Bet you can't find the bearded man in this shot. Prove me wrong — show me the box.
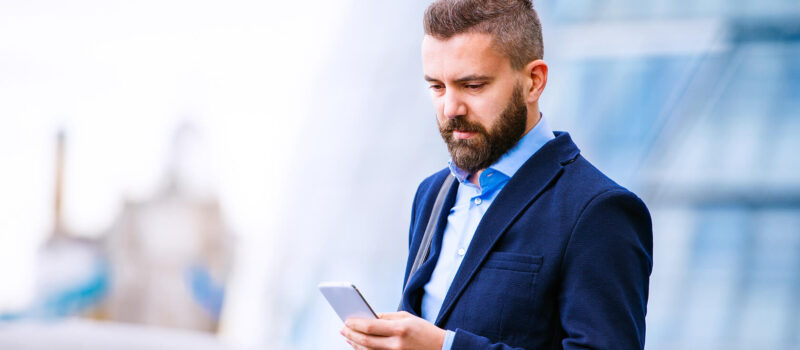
[341,0,653,349]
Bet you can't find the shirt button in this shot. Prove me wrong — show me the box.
[474,198,482,205]
[457,248,466,256]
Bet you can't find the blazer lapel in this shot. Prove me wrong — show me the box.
[434,132,580,325]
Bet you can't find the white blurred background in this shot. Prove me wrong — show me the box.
[1,0,800,349]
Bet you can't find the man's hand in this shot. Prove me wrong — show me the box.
[340,311,446,350]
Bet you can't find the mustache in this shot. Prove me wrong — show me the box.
[440,117,487,134]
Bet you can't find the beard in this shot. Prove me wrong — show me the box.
[438,84,528,174]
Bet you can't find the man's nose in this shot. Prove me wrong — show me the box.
[442,90,467,119]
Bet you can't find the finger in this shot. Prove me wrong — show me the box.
[340,326,360,344]
[377,311,412,320]
[346,339,364,350]
[345,318,397,336]
[341,325,372,346]
[348,340,368,350]
[341,326,392,350]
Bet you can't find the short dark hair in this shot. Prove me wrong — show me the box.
[423,0,544,70]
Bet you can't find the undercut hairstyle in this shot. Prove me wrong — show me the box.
[423,0,544,70]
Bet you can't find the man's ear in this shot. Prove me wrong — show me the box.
[524,60,548,104]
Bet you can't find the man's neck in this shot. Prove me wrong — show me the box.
[467,170,484,188]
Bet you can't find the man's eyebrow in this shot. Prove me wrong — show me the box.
[454,75,492,83]
[424,75,493,83]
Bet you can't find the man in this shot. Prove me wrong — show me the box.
[341,0,653,349]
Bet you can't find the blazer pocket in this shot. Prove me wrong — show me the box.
[482,252,543,273]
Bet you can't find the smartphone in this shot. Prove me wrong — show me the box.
[318,281,378,322]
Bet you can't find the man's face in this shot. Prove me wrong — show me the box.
[422,33,530,173]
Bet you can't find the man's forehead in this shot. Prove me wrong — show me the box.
[421,33,509,81]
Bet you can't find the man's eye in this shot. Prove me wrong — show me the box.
[429,85,444,90]
[466,84,485,90]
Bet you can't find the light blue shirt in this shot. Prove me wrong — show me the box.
[421,116,555,349]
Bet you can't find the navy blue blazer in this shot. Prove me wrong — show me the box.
[401,132,653,349]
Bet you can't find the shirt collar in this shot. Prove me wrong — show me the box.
[448,114,555,183]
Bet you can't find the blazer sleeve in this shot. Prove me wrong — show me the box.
[449,329,526,350]
[559,189,653,349]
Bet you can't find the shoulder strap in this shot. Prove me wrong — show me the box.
[398,174,455,311]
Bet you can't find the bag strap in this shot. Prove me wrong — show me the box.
[398,174,455,311]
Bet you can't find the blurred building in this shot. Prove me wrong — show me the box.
[3,123,232,335]
[27,130,108,320]
[102,123,231,332]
